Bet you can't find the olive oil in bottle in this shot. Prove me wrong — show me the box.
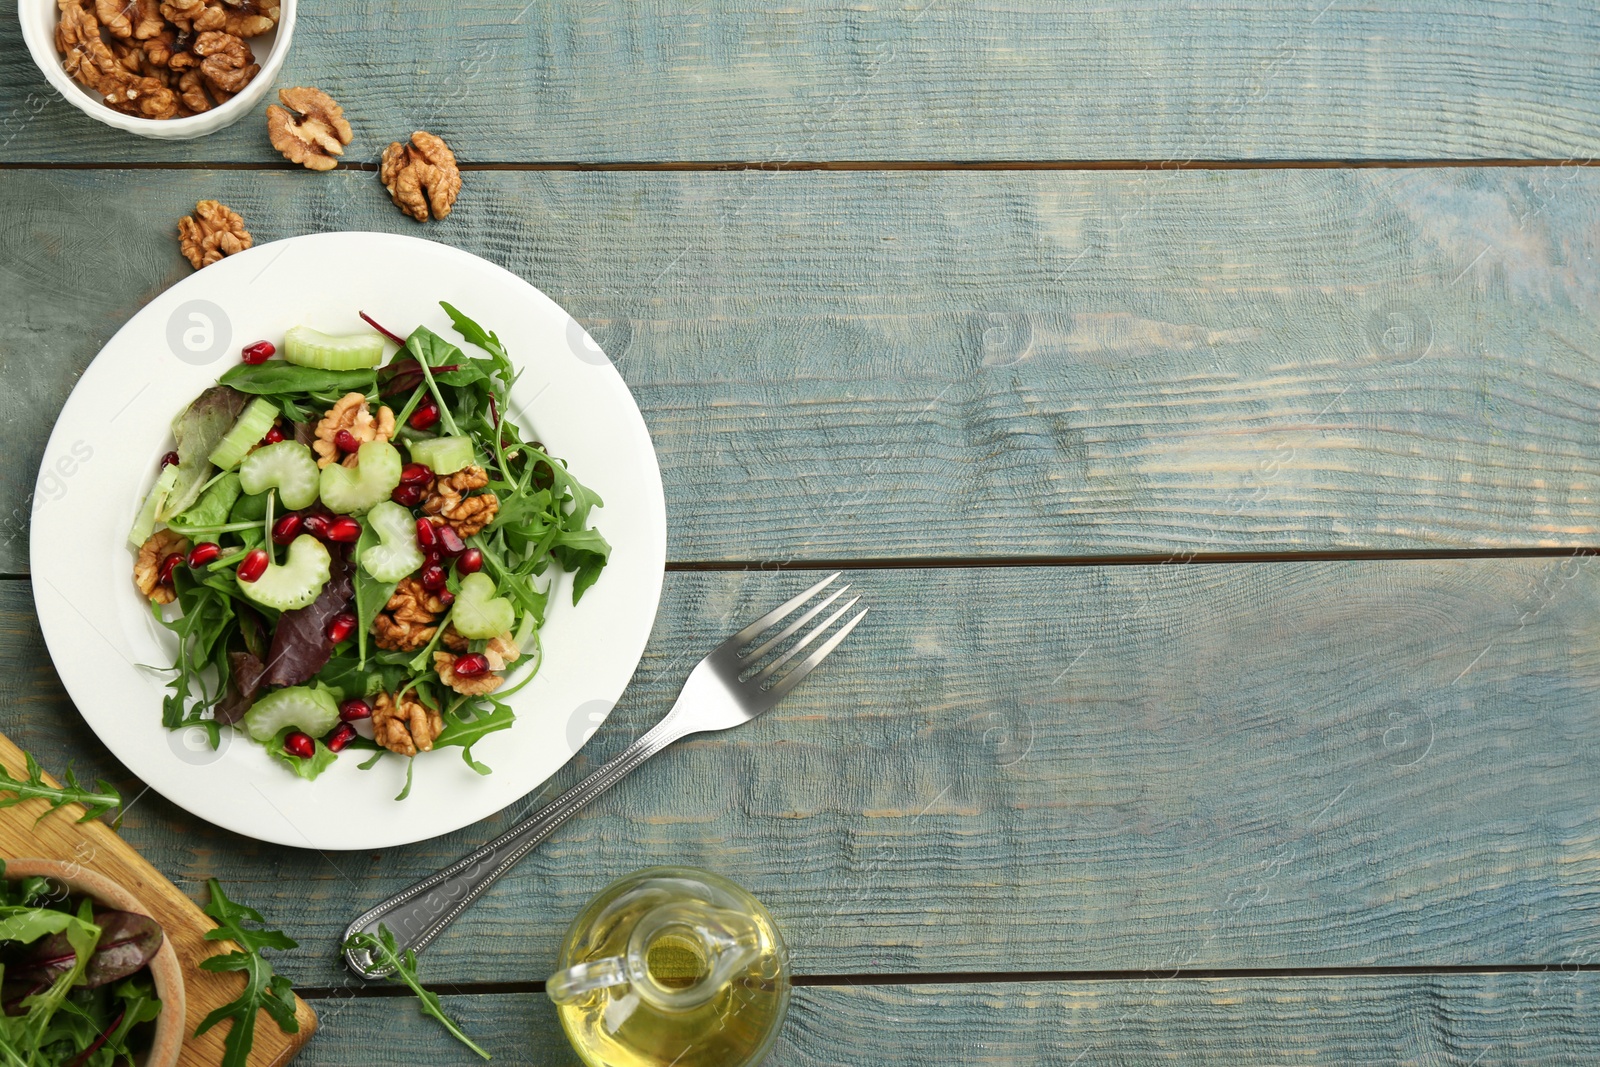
[547,867,789,1067]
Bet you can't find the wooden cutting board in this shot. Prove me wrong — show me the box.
[0,732,317,1066]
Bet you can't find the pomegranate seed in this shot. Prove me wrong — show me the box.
[283,731,315,759]
[436,590,455,607]
[236,548,269,583]
[186,542,221,568]
[334,429,361,454]
[325,516,362,542]
[159,450,180,469]
[408,399,440,430]
[241,340,276,365]
[325,723,358,753]
[400,462,433,486]
[301,513,331,539]
[456,548,483,574]
[326,612,357,644]
[260,425,285,445]
[391,484,425,506]
[271,513,303,545]
[414,517,437,549]
[436,525,466,557]
[425,547,442,565]
[452,653,490,678]
[339,697,373,722]
[157,552,183,586]
[420,562,448,592]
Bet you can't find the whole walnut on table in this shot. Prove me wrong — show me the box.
[380,131,462,222]
[267,87,353,172]
[177,199,251,269]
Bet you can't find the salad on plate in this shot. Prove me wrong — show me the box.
[127,303,610,797]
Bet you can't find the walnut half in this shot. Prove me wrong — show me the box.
[134,529,190,604]
[371,577,449,651]
[267,87,352,172]
[379,131,461,222]
[422,465,498,537]
[434,651,504,696]
[372,690,443,757]
[312,392,395,469]
[177,199,251,269]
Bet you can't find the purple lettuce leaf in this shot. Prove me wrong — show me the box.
[262,547,354,686]
[12,910,164,989]
[215,649,266,725]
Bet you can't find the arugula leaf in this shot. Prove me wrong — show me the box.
[0,751,122,826]
[434,702,516,775]
[102,977,164,1063]
[156,570,239,733]
[194,881,299,1067]
[401,328,464,436]
[341,925,490,1060]
[550,526,612,606]
[440,302,516,388]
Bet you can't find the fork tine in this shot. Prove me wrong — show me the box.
[762,606,869,703]
[742,584,850,664]
[726,571,842,648]
[749,595,861,687]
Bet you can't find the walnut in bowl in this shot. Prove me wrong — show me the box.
[17,0,298,140]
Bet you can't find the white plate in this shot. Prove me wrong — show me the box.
[30,232,666,850]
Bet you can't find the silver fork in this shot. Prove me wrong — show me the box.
[342,572,867,978]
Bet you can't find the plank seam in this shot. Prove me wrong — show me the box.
[0,158,1597,173]
[294,963,1600,1000]
[3,547,1598,584]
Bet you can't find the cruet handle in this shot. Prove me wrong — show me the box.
[546,956,632,1005]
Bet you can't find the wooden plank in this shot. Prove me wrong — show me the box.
[298,973,1600,1065]
[0,732,318,1066]
[5,555,1599,986]
[6,167,1600,572]
[5,2,1600,163]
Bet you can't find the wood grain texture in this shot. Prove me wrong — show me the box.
[4,2,1600,164]
[296,973,1600,1066]
[6,167,1600,572]
[3,167,1600,572]
[5,554,1599,986]
[0,733,318,1066]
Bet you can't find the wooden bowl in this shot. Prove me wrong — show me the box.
[5,859,186,1067]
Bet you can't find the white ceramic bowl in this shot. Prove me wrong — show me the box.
[17,0,296,140]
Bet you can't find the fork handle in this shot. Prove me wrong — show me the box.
[342,711,691,978]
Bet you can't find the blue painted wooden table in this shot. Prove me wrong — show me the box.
[3,3,1600,1063]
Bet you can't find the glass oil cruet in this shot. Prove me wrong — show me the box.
[547,867,790,1067]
